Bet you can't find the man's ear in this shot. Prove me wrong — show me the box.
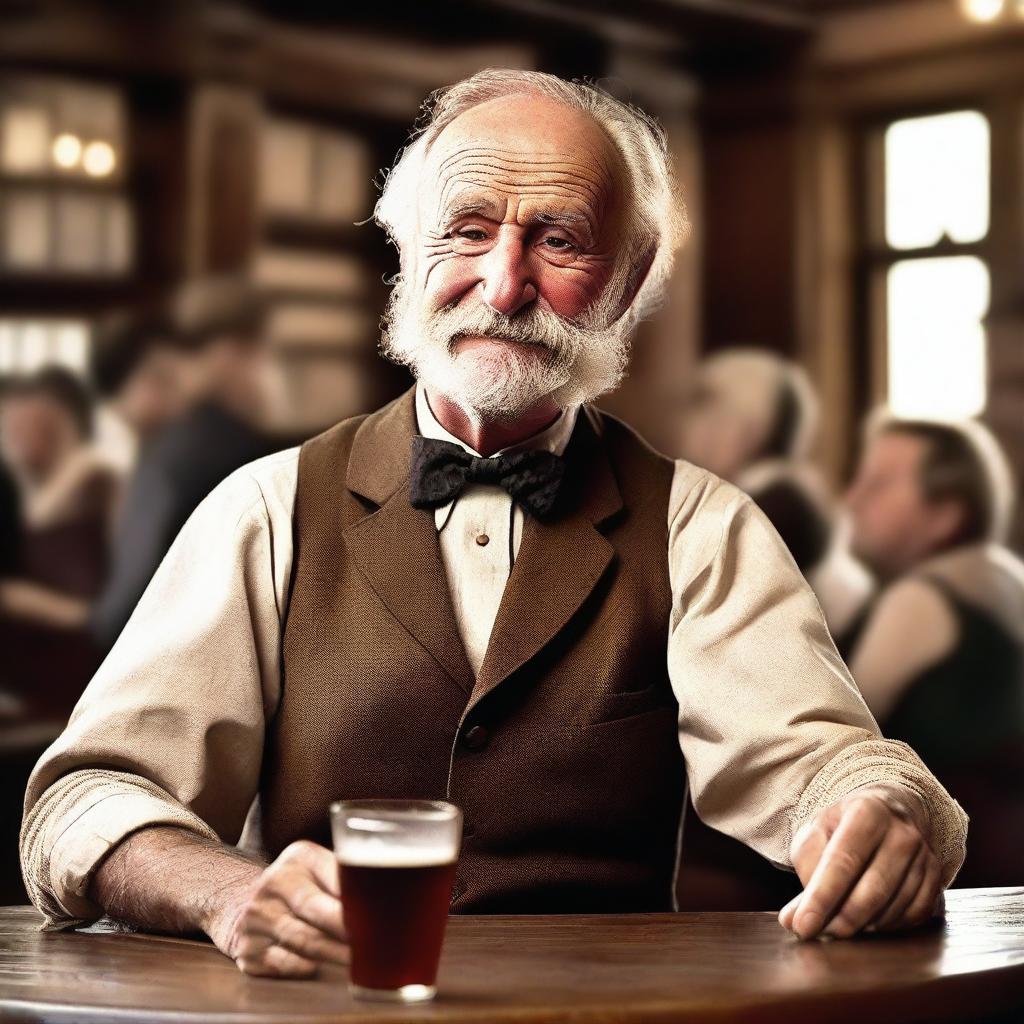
[609,242,657,324]
[927,498,967,550]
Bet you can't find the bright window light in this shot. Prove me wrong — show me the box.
[887,256,989,419]
[52,132,82,169]
[20,323,53,373]
[0,106,50,173]
[53,322,89,369]
[885,111,989,250]
[0,319,91,375]
[82,140,116,177]
[960,0,1005,22]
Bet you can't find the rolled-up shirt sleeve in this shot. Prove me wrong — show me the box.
[667,460,967,886]
[20,448,298,928]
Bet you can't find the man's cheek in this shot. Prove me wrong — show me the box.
[537,270,608,319]
[421,254,479,310]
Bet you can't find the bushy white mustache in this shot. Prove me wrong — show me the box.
[380,280,631,419]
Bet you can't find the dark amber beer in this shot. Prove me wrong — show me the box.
[331,800,462,1003]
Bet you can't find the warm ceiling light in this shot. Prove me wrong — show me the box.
[82,140,116,177]
[959,0,1005,21]
[52,133,82,169]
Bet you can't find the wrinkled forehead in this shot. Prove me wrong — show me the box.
[418,95,623,236]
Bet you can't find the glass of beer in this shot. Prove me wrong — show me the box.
[330,799,462,1003]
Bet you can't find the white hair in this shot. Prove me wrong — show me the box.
[374,68,688,329]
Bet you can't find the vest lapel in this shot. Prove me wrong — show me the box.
[470,408,624,709]
[344,389,475,695]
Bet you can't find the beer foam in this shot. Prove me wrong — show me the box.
[336,837,455,868]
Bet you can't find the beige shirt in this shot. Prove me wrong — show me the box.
[21,390,968,926]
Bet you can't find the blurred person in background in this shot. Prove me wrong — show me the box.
[89,276,274,652]
[0,367,119,718]
[843,415,1024,887]
[680,348,872,637]
[90,310,192,477]
[677,348,874,912]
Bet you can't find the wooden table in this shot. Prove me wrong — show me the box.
[1,888,1022,1023]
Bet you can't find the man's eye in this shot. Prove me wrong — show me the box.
[542,236,575,251]
[456,229,488,242]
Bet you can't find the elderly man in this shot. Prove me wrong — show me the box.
[22,70,965,979]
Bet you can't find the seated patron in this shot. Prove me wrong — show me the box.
[23,70,966,979]
[0,368,119,717]
[89,278,273,652]
[842,416,1023,887]
[90,310,192,476]
[680,348,871,638]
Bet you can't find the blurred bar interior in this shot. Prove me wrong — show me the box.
[1,0,1020,466]
[1,0,1022,903]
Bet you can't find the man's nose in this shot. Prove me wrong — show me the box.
[480,233,538,315]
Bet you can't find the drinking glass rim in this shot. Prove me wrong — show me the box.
[330,799,461,822]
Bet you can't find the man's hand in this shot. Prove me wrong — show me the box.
[207,840,349,978]
[778,786,945,940]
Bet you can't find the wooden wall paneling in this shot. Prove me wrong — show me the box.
[186,84,261,277]
[795,113,858,486]
[127,75,189,295]
[595,49,703,457]
[701,108,800,354]
[983,93,1024,551]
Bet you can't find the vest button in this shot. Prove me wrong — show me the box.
[475,533,490,547]
[463,724,489,751]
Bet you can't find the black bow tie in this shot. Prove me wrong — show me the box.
[409,435,566,521]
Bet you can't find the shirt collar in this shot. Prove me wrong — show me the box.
[414,382,578,459]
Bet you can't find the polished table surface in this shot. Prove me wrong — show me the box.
[0,888,1022,1023]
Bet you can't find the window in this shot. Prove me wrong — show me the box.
[869,109,991,419]
[0,75,132,276]
[0,319,90,375]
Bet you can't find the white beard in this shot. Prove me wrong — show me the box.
[379,278,633,420]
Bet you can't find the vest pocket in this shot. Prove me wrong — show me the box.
[582,687,677,728]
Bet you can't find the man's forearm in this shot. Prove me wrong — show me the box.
[89,826,264,938]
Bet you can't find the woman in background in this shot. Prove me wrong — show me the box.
[0,367,120,720]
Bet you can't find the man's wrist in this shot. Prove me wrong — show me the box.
[845,783,932,843]
[196,858,263,951]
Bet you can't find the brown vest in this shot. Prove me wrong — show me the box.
[261,389,685,913]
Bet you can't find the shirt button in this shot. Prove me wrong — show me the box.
[463,725,489,751]
[475,534,490,547]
